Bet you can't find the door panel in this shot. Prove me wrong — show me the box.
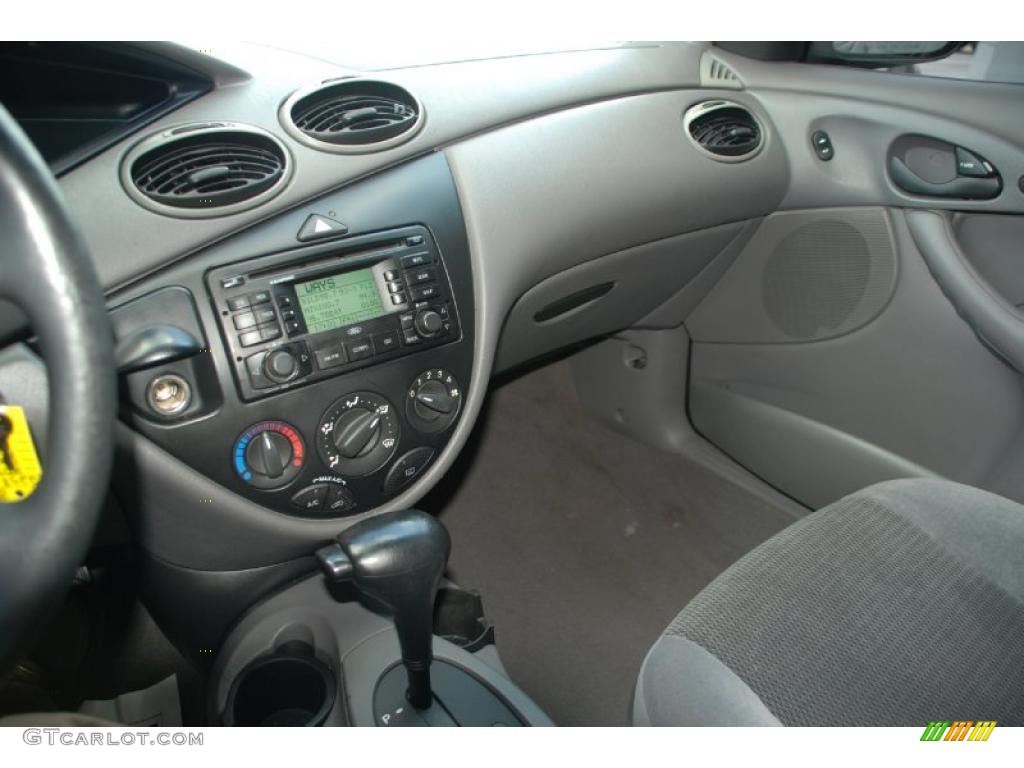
[685,54,1024,508]
[953,213,1024,309]
[689,208,1024,508]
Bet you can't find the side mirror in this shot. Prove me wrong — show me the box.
[809,41,962,68]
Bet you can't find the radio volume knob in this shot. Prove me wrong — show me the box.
[414,309,443,337]
[264,348,299,383]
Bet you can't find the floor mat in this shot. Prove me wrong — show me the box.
[427,359,799,726]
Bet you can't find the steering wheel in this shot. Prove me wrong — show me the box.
[0,107,116,668]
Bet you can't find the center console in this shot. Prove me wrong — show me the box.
[210,511,553,727]
[188,225,468,516]
[112,154,475,522]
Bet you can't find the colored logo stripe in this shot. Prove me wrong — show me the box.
[920,720,996,741]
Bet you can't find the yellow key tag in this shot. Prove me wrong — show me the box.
[0,405,43,502]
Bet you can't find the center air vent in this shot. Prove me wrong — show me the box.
[123,123,291,218]
[282,79,423,153]
[684,101,764,162]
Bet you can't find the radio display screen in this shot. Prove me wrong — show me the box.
[294,268,386,334]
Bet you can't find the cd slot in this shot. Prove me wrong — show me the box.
[247,240,405,282]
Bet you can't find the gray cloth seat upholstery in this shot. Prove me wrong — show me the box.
[634,479,1024,726]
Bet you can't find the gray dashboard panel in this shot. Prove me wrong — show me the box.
[448,86,788,381]
[59,42,708,292]
[495,221,746,372]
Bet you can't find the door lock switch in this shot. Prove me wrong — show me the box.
[811,130,834,161]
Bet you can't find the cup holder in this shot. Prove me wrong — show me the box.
[223,642,336,727]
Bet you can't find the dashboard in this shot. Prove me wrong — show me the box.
[4,42,800,610]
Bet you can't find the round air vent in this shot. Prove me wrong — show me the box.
[684,100,764,162]
[281,79,424,154]
[122,123,291,218]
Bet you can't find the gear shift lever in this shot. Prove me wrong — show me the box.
[315,509,450,710]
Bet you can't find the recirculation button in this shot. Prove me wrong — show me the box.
[382,447,434,495]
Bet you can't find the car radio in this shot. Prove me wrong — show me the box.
[207,226,461,402]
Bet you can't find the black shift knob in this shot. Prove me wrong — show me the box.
[316,509,450,709]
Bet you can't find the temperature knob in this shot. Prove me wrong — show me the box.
[407,369,462,433]
[317,392,400,477]
[234,421,305,489]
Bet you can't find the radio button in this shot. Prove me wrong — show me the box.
[315,345,348,370]
[297,214,348,242]
[406,267,436,286]
[233,312,257,330]
[264,349,299,383]
[249,290,271,306]
[227,295,250,311]
[415,309,444,337]
[239,330,262,347]
[373,331,401,354]
[400,252,431,270]
[347,340,373,361]
[410,284,439,302]
[260,325,282,341]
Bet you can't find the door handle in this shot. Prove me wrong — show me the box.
[890,156,1002,200]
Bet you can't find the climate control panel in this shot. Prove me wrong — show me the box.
[231,368,463,517]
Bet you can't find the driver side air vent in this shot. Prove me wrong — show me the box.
[684,101,764,162]
[282,79,423,153]
[123,123,291,217]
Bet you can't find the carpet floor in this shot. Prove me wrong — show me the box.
[424,358,798,726]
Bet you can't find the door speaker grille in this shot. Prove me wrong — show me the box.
[762,219,889,339]
[686,209,898,344]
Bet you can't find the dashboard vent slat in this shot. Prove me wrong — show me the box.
[286,79,422,150]
[685,102,763,161]
[130,129,287,210]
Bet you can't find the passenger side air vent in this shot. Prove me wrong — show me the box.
[282,79,423,153]
[123,123,291,218]
[684,101,764,162]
